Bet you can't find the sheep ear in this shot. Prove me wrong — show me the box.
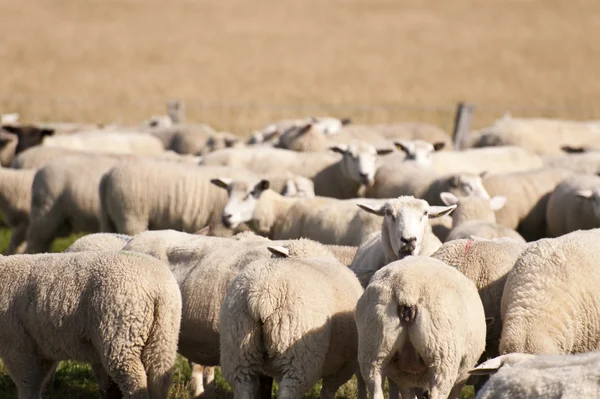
[489,196,507,210]
[479,171,489,179]
[428,204,456,218]
[376,148,394,155]
[194,225,211,236]
[433,142,446,151]
[268,246,290,258]
[329,144,348,155]
[357,203,386,217]
[439,192,459,206]
[255,179,270,192]
[576,189,593,199]
[297,123,313,135]
[561,145,585,154]
[468,356,505,376]
[224,137,239,147]
[210,178,232,190]
[340,117,352,125]
[393,141,410,154]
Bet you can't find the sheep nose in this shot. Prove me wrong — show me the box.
[399,237,417,258]
[359,173,371,185]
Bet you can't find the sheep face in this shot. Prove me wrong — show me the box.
[575,188,600,218]
[330,143,393,187]
[394,139,445,165]
[358,197,456,259]
[211,178,269,229]
[450,172,490,199]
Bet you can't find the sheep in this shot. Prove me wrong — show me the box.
[199,131,244,155]
[430,146,543,175]
[393,139,445,165]
[63,233,132,253]
[25,155,127,254]
[201,145,393,199]
[0,168,35,254]
[1,124,55,154]
[470,352,600,399]
[365,156,490,204]
[0,250,181,398]
[440,192,526,242]
[431,238,528,363]
[210,176,383,245]
[349,196,456,286]
[122,229,347,398]
[41,131,165,155]
[465,116,600,155]
[356,256,486,399]
[545,174,600,237]
[482,167,572,241]
[220,245,364,399]
[261,116,351,140]
[500,229,600,356]
[543,149,600,174]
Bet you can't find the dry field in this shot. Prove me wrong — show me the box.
[1,0,599,133]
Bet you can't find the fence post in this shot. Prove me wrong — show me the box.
[452,102,475,150]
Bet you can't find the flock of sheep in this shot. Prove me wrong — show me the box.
[0,106,599,399]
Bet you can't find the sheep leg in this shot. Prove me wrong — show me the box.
[103,352,149,399]
[276,374,313,399]
[189,363,215,398]
[7,223,27,255]
[446,373,469,399]
[388,379,400,399]
[232,375,261,399]
[320,362,356,399]
[398,387,416,399]
[7,357,55,399]
[258,375,273,399]
[189,362,205,397]
[427,366,459,399]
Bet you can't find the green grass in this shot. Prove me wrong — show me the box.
[0,227,475,398]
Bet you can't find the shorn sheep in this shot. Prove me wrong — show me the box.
[500,229,600,356]
[0,251,181,398]
[471,352,600,399]
[220,245,364,399]
[356,256,486,399]
[349,196,456,285]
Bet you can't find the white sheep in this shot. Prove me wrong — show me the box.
[25,155,125,253]
[430,146,543,175]
[393,139,445,165]
[220,244,364,399]
[471,352,600,399]
[63,233,132,253]
[339,122,452,149]
[465,116,600,155]
[41,131,166,155]
[201,145,393,199]
[440,192,526,242]
[356,256,486,399]
[366,156,490,205]
[482,167,572,241]
[545,173,600,237]
[431,238,528,362]
[0,251,181,398]
[211,177,383,245]
[0,167,35,254]
[122,229,347,398]
[500,229,600,356]
[349,196,456,286]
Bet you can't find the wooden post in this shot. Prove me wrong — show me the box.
[452,102,475,150]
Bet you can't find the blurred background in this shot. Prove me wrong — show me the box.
[1,0,598,133]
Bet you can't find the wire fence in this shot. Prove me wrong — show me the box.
[2,95,600,137]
